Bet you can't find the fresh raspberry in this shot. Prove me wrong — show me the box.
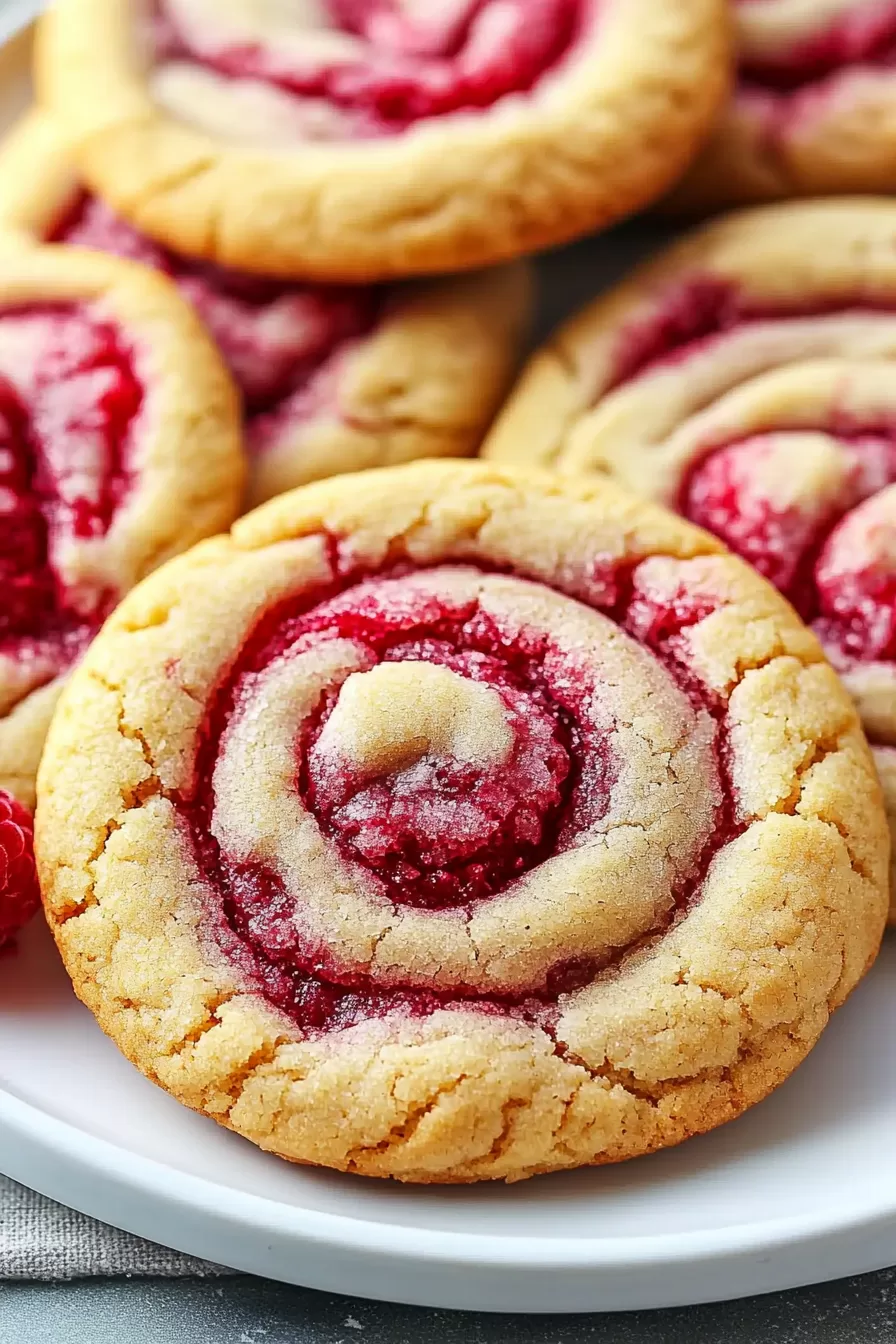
[0,790,40,947]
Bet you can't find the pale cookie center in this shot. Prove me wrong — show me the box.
[315,660,514,779]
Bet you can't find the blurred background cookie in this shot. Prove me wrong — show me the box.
[670,0,896,212]
[36,0,730,279]
[0,242,243,810]
[485,199,896,918]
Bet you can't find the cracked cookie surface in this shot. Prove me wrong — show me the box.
[0,239,242,812]
[0,112,529,506]
[35,460,888,1182]
[35,0,728,280]
[668,0,896,212]
[485,200,896,923]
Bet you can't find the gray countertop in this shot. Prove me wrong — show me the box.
[6,1269,896,1344]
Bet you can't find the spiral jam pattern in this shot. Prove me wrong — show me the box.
[0,305,141,704]
[186,553,734,1034]
[150,0,589,140]
[601,275,896,677]
[0,245,245,816]
[737,0,896,95]
[2,105,527,506]
[682,435,896,663]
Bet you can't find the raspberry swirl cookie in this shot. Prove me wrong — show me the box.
[0,113,529,507]
[486,200,896,920]
[35,0,729,280]
[36,460,887,1182]
[670,0,896,211]
[0,242,242,812]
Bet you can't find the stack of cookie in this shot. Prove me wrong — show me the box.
[2,0,894,1184]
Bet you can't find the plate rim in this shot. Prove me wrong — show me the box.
[3,1078,896,1273]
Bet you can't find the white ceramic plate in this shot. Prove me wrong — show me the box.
[3,918,896,1313]
[3,11,896,1316]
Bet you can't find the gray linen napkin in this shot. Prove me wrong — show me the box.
[0,1176,228,1279]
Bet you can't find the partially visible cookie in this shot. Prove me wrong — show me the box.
[36,0,729,280]
[0,241,243,810]
[485,199,896,920]
[36,459,887,1182]
[669,0,896,212]
[0,112,530,507]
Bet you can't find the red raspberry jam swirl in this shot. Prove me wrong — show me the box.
[736,0,896,94]
[182,553,739,1037]
[51,194,377,448]
[153,0,589,137]
[0,306,142,693]
[607,277,748,390]
[608,279,896,676]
